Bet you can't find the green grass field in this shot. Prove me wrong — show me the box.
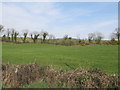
[2,43,118,74]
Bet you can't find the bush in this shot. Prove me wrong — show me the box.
[2,64,119,88]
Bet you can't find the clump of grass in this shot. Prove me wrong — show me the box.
[2,63,119,88]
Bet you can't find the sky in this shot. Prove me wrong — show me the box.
[0,2,118,39]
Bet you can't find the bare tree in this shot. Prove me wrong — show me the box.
[63,35,68,40]
[0,25,4,33]
[0,25,5,39]
[6,29,11,42]
[21,30,28,43]
[31,32,39,43]
[115,28,120,41]
[95,32,104,44]
[11,28,15,42]
[41,31,48,42]
[110,33,116,42]
[2,34,6,41]
[88,33,95,43]
[14,31,19,43]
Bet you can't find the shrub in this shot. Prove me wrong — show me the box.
[2,64,119,88]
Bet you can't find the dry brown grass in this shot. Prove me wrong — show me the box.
[2,63,119,88]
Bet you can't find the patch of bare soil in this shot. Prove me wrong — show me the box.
[2,64,119,88]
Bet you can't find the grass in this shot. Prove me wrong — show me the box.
[2,43,118,74]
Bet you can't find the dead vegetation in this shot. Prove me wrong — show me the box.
[2,63,119,88]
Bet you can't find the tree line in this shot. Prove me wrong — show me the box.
[0,25,50,43]
[0,25,120,45]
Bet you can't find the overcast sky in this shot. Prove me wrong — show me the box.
[0,2,118,39]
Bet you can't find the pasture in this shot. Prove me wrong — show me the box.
[2,43,118,74]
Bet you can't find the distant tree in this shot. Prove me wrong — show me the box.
[2,34,6,41]
[68,37,72,40]
[88,32,103,44]
[40,31,48,42]
[92,33,96,41]
[63,35,68,40]
[21,30,28,43]
[6,29,11,42]
[88,33,95,43]
[95,32,104,44]
[0,25,5,39]
[110,33,116,42]
[0,25,4,33]
[76,34,82,44]
[68,37,72,46]
[31,32,39,43]
[14,31,19,43]
[11,28,15,42]
[115,28,120,41]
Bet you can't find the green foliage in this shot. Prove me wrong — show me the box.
[77,74,90,84]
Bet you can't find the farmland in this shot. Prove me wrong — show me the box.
[2,43,118,74]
